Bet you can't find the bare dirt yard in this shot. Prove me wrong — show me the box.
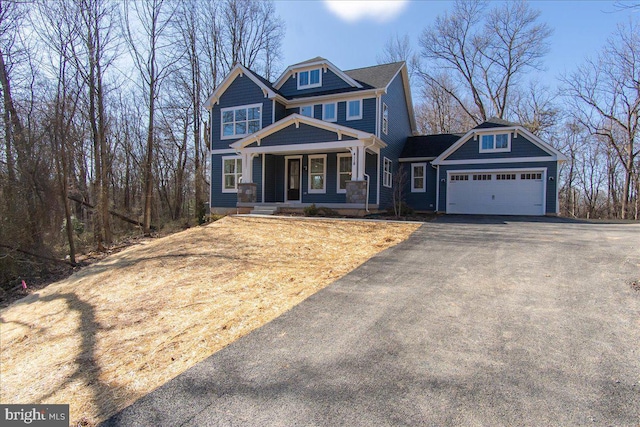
[0,216,420,426]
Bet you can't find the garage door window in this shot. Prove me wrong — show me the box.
[521,173,542,180]
[450,174,469,181]
[473,174,492,181]
[496,173,516,180]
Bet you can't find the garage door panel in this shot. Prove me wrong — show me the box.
[447,170,545,216]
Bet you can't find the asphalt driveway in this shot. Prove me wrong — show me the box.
[103,216,640,426]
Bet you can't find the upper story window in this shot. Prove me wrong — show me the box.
[322,103,337,122]
[300,105,313,117]
[297,68,322,90]
[347,99,362,121]
[382,103,389,135]
[221,103,261,139]
[479,132,510,153]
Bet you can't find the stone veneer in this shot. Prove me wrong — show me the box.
[345,180,367,204]
[237,183,257,203]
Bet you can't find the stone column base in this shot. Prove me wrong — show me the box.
[237,183,257,203]
[345,180,367,204]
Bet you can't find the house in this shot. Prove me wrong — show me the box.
[205,58,566,216]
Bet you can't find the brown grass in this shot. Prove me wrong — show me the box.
[0,216,419,426]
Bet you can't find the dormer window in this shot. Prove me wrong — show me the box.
[298,68,322,89]
[479,132,510,153]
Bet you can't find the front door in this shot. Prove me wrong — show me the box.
[287,158,301,202]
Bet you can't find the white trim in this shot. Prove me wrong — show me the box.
[284,155,303,203]
[211,148,239,154]
[376,95,381,138]
[297,68,322,90]
[261,154,265,203]
[376,155,381,205]
[382,102,389,135]
[399,156,436,162]
[411,163,427,193]
[271,99,275,124]
[308,154,327,194]
[435,165,440,212]
[204,64,277,109]
[479,132,511,153]
[274,58,363,90]
[445,167,547,215]
[347,99,363,121]
[285,90,380,106]
[434,156,558,166]
[230,114,386,150]
[336,153,352,194]
[322,102,337,122]
[242,140,377,155]
[299,105,314,118]
[433,125,568,165]
[220,103,262,140]
[383,157,392,188]
[221,156,242,193]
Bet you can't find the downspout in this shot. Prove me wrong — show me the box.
[364,173,370,213]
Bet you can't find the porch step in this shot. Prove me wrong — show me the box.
[250,206,279,215]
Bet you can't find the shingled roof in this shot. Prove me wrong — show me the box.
[400,134,463,159]
[344,62,404,90]
[473,117,517,129]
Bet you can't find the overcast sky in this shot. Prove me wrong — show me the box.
[274,0,635,90]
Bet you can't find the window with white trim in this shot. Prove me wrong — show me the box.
[297,68,322,89]
[383,157,392,188]
[221,104,261,139]
[411,163,426,192]
[479,132,510,152]
[337,153,352,193]
[382,103,389,135]
[308,155,326,193]
[300,105,313,117]
[347,99,362,120]
[322,103,337,122]
[222,156,242,192]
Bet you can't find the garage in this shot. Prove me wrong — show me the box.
[446,169,546,215]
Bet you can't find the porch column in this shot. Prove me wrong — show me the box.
[356,146,366,180]
[241,152,254,183]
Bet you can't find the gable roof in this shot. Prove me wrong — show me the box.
[204,63,282,110]
[344,62,404,90]
[432,120,568,165]
[400,134,463,160]
[273,57,363,90]
[229,113,387,150]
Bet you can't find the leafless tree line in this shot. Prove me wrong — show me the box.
[0,0,284,288]
[381,0,639,220]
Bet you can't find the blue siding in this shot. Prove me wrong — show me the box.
[335,98,376,134]
[403,162,437,212]
[365,152,378,205]
[437,161,559,214]
[379,72,413,210]
[210,74,272,150]
[279,69,353,98]
[274,101,287,121]
[447,133,552,160]
[210,154,263,208]
[256,123,355,147]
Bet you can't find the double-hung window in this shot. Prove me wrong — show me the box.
[411,163,426,192]
[300,105,313,117]
[347,99,362,120]
[221,104,261,139]
[308,155,326,193]
[337,153,352,193]
[322,103,337,122]
[222,156,242,192]
[298,68,321,89]
[383,157,392,188]
[479,132,510,152]
[382,103,389,135]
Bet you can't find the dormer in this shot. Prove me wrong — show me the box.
[273,57,363,98]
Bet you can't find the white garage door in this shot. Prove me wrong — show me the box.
[447,170,545,215]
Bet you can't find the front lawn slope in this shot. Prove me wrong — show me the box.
[0,216,419,426]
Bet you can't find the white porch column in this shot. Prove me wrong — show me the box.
[241,152,253,183]
[348,147,358,181]
[356,146,366,180]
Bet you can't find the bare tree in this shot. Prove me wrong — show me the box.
[377,33,420,81]
[512,81,559,138]
[123,0,180,234]
[562,21,640,219]
[418,0,552,123]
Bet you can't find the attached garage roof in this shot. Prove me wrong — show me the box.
[400,134,463,159]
